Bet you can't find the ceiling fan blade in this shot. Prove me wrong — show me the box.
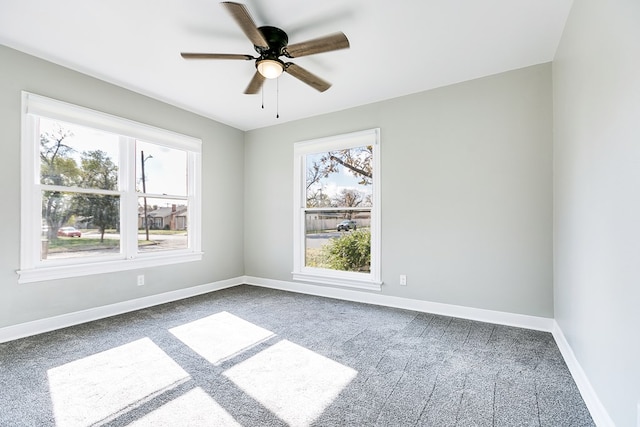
[221,2,269,48]
[181,53,254,60]
[285,63,331,92]
[284,32,350,58]
[244,71,266,94]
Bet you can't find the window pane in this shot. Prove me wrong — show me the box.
[305,210,371,273]
[41,191,120,260]
[136,141,187,196]
[305,146,373,208]
[39,118,119,190]
[138,197,188,253]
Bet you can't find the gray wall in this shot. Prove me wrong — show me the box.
[0,45,245,328]
[245,63,554,317]
[553,1,640,425]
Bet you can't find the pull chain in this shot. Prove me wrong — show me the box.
[276,77,280,119]
[261,84,264,109]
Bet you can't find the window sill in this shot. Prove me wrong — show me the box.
[17,252,203,284]
[292,271,382,291]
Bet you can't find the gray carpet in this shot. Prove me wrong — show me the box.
[0,285,594,426]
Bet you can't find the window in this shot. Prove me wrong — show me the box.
[18,92,202,283]
[293,129,381,290]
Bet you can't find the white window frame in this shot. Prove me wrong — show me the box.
[293,128,382,291]
[18,92,202,284]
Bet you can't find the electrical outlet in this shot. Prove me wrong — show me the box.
[400,274,407,286]
[137,275,145,286]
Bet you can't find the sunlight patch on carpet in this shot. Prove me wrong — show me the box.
[47,337,189,427]
[223,339,358,427]
[169,311,275,365]
[127,387,241,427]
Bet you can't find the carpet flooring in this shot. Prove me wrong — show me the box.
[0,285,594,426]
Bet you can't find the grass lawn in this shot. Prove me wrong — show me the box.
[47,237,119,253]
[47,237,159,254]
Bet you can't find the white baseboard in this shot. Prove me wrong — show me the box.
[0,276,553,344]
[0,276,244,343]
[242,276,555,332]
[552,321,615,427]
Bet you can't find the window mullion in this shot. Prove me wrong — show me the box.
[38,185,122,197]
[303,207,371,212]
[121,136,138,258]
[135,192,188,200]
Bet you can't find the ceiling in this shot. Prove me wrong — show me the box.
[0,1,573,131]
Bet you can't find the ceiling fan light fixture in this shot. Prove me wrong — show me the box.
[257,59,284,79]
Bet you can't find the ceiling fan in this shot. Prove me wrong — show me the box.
[181,2,350,94]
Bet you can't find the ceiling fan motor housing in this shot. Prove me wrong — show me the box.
[256,26,288,61]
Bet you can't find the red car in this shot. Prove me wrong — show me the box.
[57,227,81,237]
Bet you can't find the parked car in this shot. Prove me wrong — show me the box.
[337,220,357,231]
[57,226,81,237]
